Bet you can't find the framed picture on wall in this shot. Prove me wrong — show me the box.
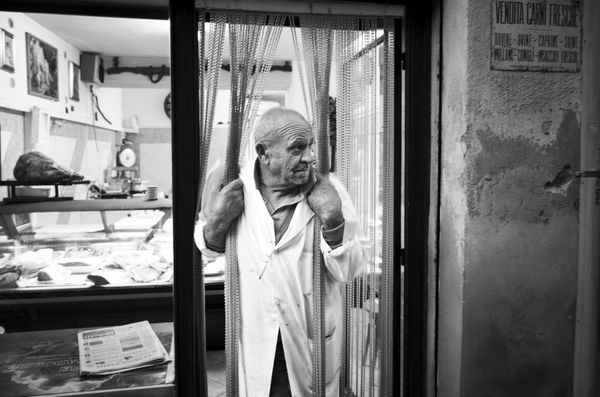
[26,32,58,100]
[69,61,80,101]
[0,29,15,73]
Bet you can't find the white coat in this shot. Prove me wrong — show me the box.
[195,160,367,396]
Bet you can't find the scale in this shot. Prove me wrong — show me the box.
[117,139,137,168]
[101,139,140,198]
[118,149,136,168]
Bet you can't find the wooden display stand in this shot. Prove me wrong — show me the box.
[0,179,91,203]
[0,322,175,397]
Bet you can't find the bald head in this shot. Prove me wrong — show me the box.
[254,107,312,150]
[254,107,315,187]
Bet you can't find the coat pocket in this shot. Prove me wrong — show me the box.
[308,327,341,385]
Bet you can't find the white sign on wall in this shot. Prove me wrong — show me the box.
[491,0,581,72]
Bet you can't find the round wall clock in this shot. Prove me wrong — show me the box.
[164,93,171,119]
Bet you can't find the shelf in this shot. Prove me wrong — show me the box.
[0,198,171,214]
[0,179,91,186]
[0,277,223,302]
[0,277,223,297]
[0,284,173,303]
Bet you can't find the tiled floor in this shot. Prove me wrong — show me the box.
[205,319,382,397]
[206,350,227,397]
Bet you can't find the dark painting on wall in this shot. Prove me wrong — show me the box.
[69,61,80,102]
[26,33,58,100]
[1,29,15,73]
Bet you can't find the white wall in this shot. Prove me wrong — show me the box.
[0,12,122,131]
[122,88,171,129]
[284,59,338,121]
[285,60,309,118]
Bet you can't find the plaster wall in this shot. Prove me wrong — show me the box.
[122,88,171,129]
[439,1,580,396]
[0,106,121,226]
[0,12,125,227]
[0,12,123,131]
[285,60,309,118]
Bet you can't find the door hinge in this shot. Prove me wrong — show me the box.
[575,170,600,178]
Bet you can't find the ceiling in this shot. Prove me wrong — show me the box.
[26,12,297,61]
[28,13,171,57]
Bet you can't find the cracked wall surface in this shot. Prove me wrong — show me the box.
[467,109,579,223]
[439,1,580,396]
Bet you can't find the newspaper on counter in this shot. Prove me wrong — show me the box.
[77,321,170,375]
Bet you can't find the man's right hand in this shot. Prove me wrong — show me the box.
[203,178,244,250]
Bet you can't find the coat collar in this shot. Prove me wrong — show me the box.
[248,158,316,196]
[240,159,315,251]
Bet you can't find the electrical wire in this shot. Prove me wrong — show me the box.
[90,86,112,125]
[88,85,100,152]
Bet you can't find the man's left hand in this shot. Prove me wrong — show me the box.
[307,174,344,229]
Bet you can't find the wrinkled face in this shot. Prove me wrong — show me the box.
[263,122,315,187]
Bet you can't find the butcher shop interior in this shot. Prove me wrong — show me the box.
[0,1,597,397]
[0,3,401,396]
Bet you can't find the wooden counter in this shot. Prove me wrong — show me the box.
[0,322,175,397]
[0,198,172,214]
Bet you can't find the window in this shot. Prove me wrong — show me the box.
[0,9,177,396]
[0,2,428,396]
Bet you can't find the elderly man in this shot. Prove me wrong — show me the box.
[195,107,366,396]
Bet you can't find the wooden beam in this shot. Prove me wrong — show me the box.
[574,1,600,396]
[0,0,168,19]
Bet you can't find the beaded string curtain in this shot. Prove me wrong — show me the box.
[198,11,397,396]
[292,15,396,396]
[379,20,396,397]
[197,13,226,200]
[194,14,227,397]
[334,18,396,396]
[290,14,334,396]
[215,11,285,397]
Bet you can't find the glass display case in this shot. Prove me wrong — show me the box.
[0,196,225,349]
[0,197,176,332]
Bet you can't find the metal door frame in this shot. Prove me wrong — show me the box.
[0,1,436,396]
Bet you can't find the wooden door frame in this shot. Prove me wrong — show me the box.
[404,2,435,397]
